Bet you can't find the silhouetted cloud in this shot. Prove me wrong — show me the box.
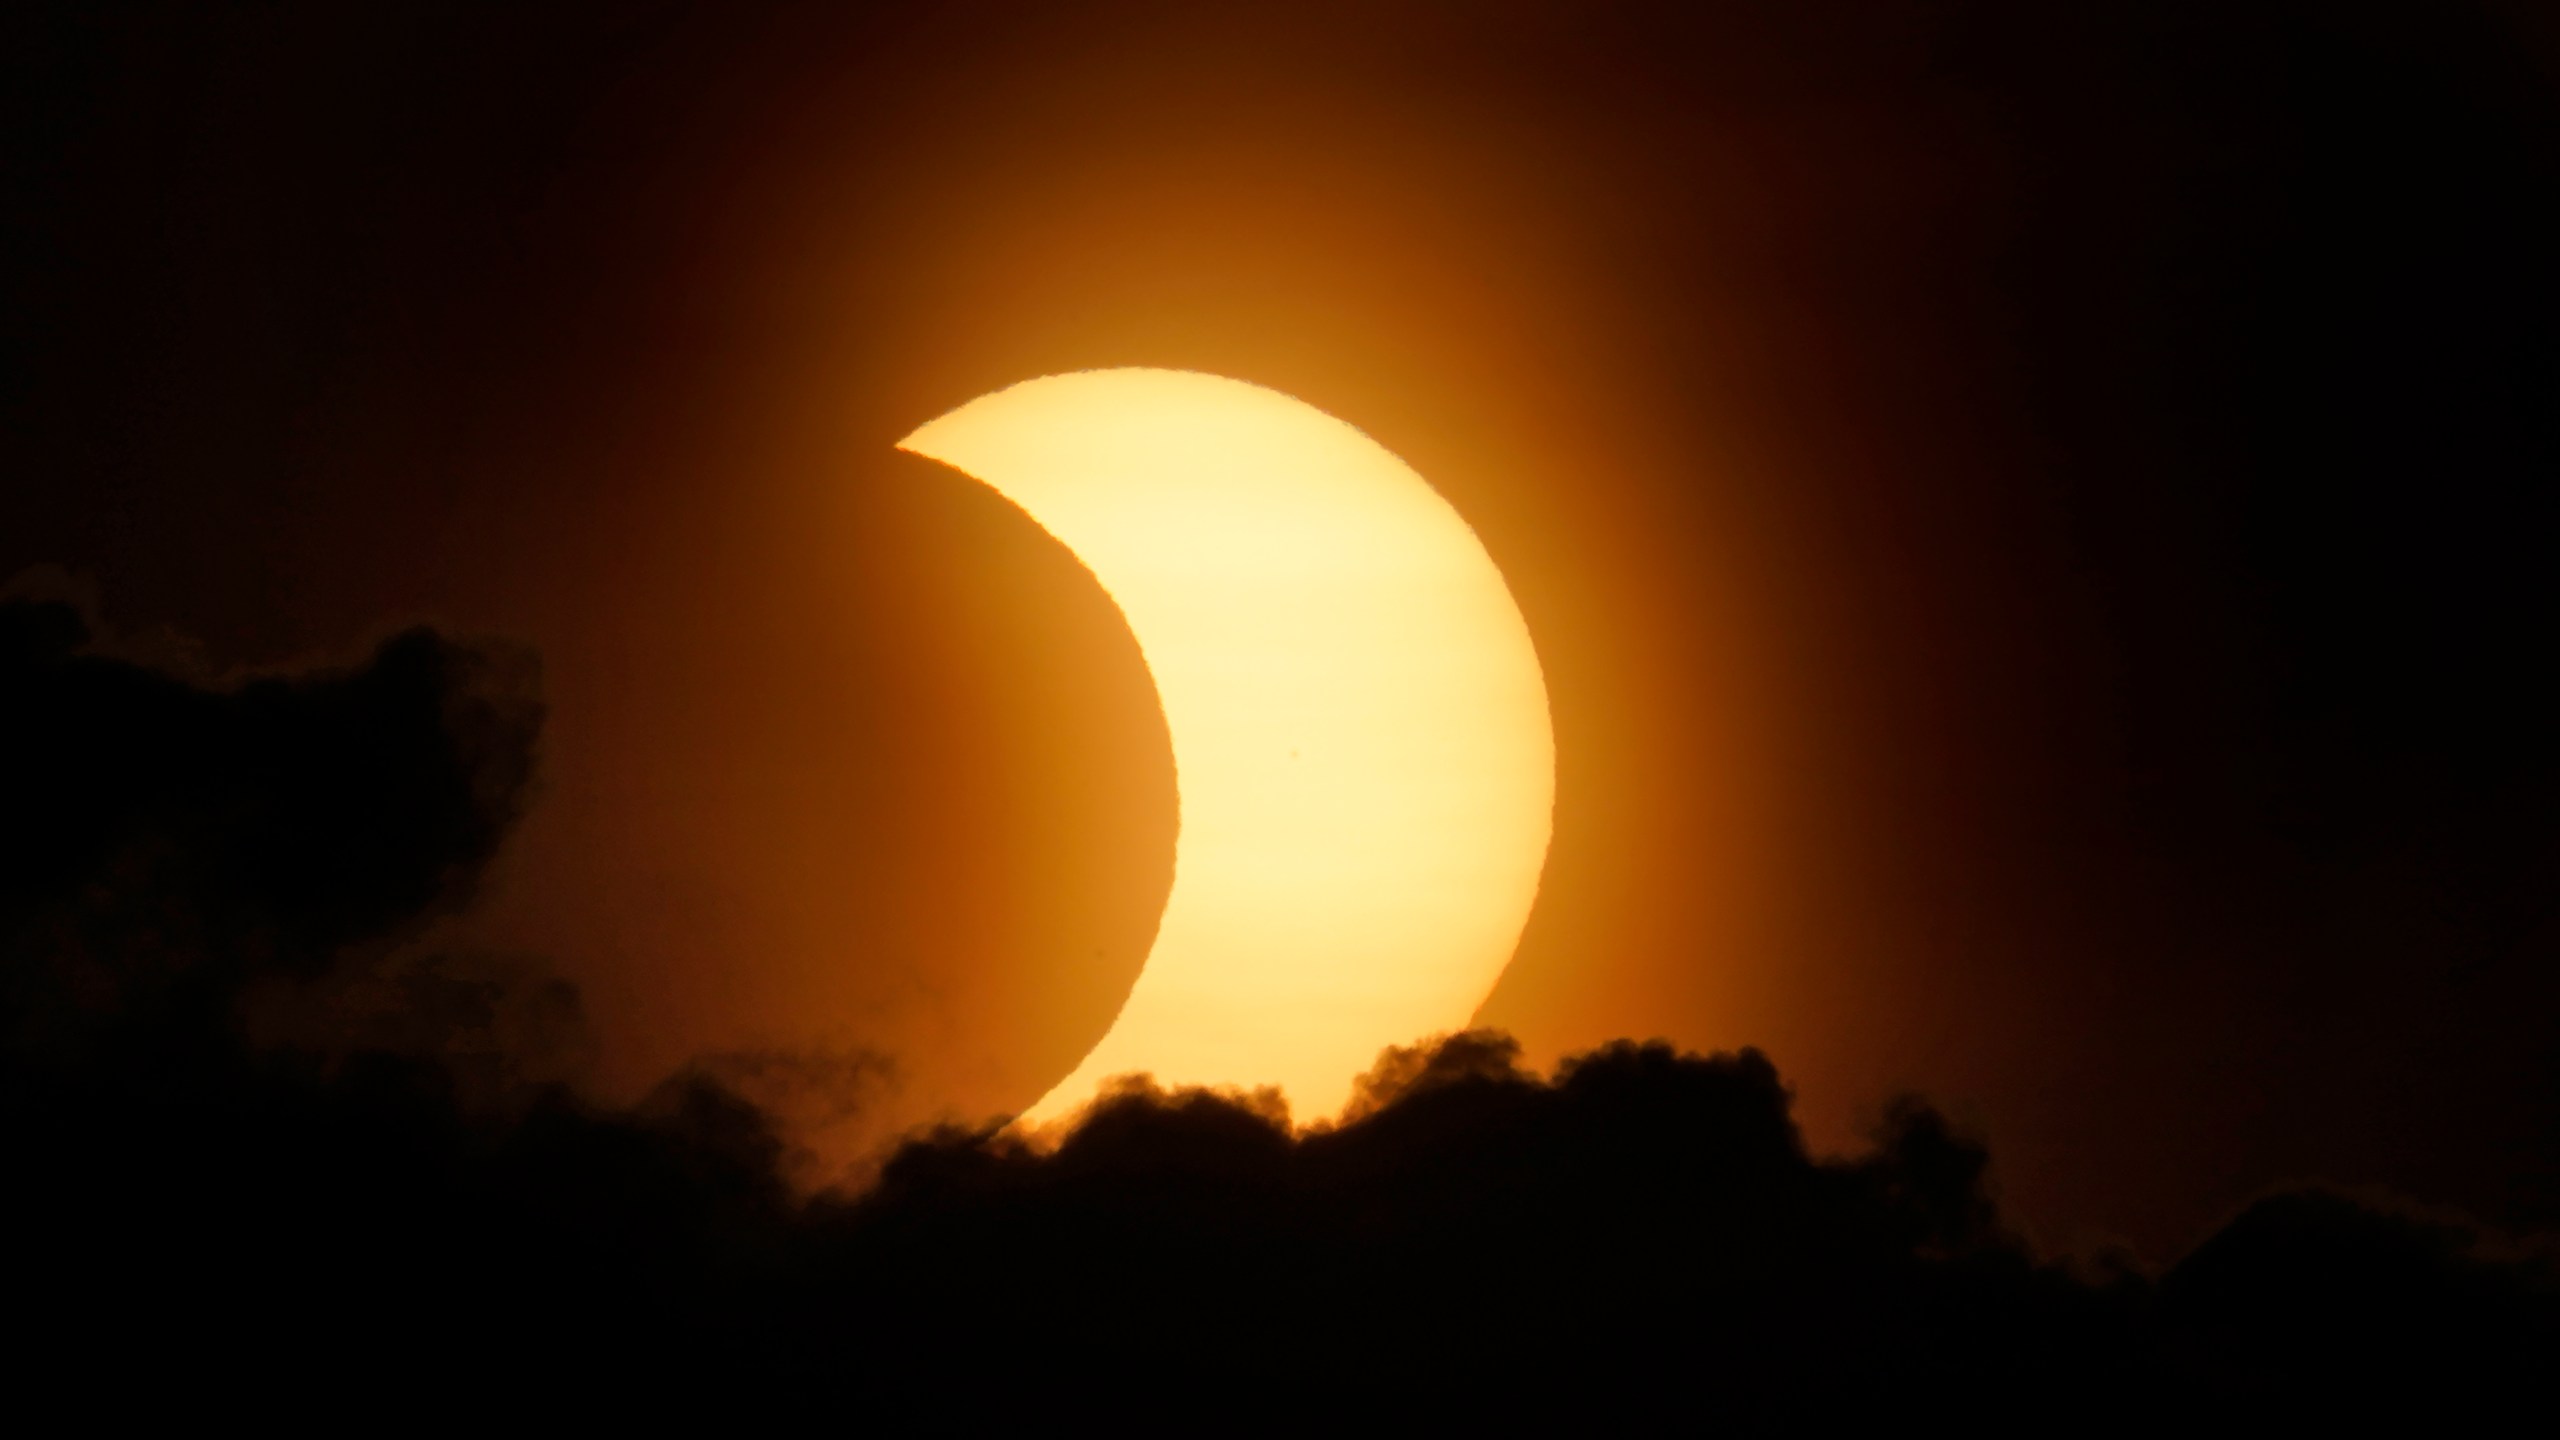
[2,589,541,1053]
[2158,1187,2559,1407]
[2,591,2549,1420]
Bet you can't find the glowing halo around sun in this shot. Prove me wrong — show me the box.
[899,369,1554,1125]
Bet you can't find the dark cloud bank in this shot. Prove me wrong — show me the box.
[5,595,2550,1422]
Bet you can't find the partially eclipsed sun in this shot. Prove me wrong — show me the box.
[899,369,1554,1124]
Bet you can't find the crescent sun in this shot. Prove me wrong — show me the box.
[898,369,1555,1124]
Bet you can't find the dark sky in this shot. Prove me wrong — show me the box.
[5,0,2557,1291]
